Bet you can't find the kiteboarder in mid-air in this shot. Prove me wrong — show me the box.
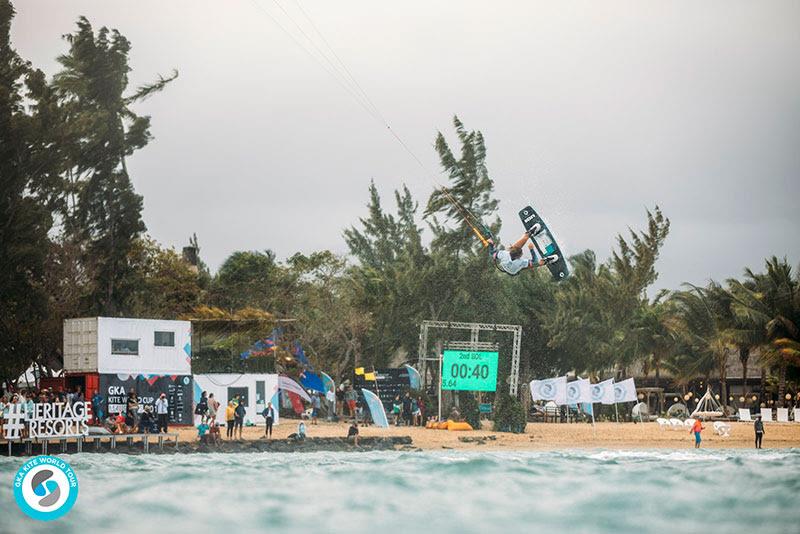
[487,233,554,276]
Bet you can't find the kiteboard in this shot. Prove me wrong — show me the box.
[518,205,569,281]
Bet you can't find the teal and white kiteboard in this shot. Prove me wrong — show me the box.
[518,205,569,281]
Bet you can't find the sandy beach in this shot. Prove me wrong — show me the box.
[172,420,800,451]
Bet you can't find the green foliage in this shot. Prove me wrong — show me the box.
[493,394,526,433]
[458,391,480,429]
[0,0,55,385]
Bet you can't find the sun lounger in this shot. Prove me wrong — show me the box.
[738,408,753,422]
[760,408,773,422]
[713,421,731,437]
[668,418,684,430]
[776,408,789,422]
[656,417,669,430]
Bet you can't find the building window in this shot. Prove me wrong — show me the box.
[154,331,175,347]
[111,339,139,355]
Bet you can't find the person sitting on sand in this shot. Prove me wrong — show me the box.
[348,421,359,446]
[139,405,155,434]
[114,412,127,434]
[210,423,222,446]
[104,413,117,433]
[197,421,210,444]
[690,418,704,448]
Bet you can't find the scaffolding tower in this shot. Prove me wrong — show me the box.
[417,321,523,397]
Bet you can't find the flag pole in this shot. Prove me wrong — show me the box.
[615,402,619,424]
[438,352,443,422]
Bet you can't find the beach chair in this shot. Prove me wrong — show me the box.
[738,408,753,422]
[776,408,789,423]
[713,421,731,437]
[668,418,683,430]
[760,408,773,422]
[656,417,669,430]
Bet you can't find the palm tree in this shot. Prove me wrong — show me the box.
[629,295,677,390]
[669,283,735,403]
[729,257,800,405]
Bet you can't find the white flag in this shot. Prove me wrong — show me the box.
[566,378,592,404]
[590,378,616,405]
[613,378,637,403]
[530,376,568,405]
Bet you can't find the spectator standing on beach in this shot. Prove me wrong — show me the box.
[126,388,139,429]
[311,394,320,425]
[345,386,357,418]
[347,421,359,446]
[297,421,306,440]
[402,392,413,426]
[0,395,7,436]
[195,391,209,424]
[233,399,245,440]
[391,396,402,426]
[754,415,765,449]
[155,393,169,433]
[91,390,104,425]
[412,397,421,426]
[262,401,275,438]
[225,400,236,439]
[24,392,35,438]
[690,419,704,448]
[207,393,220,425]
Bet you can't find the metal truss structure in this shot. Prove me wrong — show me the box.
[417,321,523,396]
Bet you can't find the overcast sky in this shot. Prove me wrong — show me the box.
[13,1,800,291]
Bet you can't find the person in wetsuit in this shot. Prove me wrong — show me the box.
[754,415,765,449]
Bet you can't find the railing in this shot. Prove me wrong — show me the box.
[4,432,180,456]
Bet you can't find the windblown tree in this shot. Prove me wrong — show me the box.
[209,250,296,316]
[728,257,800,404]
[426,115,500,255]
[538,208,671,377]
[669,283,736,403]
[53,16,177,314]
[344,182,428,364]
[285,251,371,379]
[0,0,55,386]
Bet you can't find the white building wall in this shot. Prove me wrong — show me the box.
[63,317,99,373]
[97,317,192,375]
[193,374,280,426]
[63,317,191,375]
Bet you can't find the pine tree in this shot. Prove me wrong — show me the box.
[53,17,177,314]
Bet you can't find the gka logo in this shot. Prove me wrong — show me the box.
[13,456,79,521]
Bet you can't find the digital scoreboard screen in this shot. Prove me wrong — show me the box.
[441,350,498,392]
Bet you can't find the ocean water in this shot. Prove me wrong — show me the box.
[1,449,798,533]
